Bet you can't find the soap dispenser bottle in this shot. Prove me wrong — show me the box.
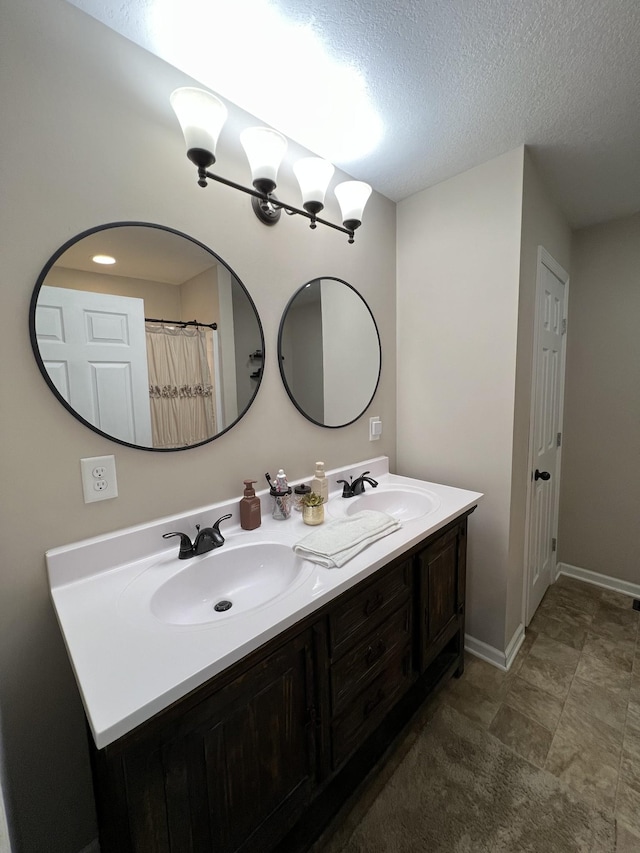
[240,479,261,530]
[311,461,329,505]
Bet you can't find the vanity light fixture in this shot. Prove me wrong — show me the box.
[170,87,372,244]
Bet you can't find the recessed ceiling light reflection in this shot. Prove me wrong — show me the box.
[92,255,116,265]
[148,0,383,163]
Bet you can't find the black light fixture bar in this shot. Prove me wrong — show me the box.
[196,167,356,243]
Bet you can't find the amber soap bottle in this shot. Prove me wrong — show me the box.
[240,479,261,530]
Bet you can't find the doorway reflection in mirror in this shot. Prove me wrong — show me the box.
[278,277,381,428]
[31,223,264,450]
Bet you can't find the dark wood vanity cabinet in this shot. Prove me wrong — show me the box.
[92,631,317,853]
[91,511,473,853]
[417,520,466,673]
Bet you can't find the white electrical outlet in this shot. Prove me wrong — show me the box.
[369,416,382,441]
[81,455,118,503]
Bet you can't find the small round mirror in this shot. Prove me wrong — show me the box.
[30,222,264,450]
[278,277,381,428]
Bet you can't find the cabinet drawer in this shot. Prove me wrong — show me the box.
[329,561,411,656]
[330,603,412,715]
[331,648,413,770]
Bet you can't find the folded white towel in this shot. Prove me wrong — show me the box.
[293,510,401,568]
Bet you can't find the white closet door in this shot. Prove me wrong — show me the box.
[526,252,567,622]
[36,285,152,445]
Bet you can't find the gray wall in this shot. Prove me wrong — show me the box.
[559,212,640,583]
[397,148,525,653]
[397,146,572,656]
[0,2,396,850]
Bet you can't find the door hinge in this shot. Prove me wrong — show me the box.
[557,432,562,447]
[561,318,567,335]
[552,538,557,552]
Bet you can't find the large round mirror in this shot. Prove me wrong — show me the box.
[30,222,264,450]
[278,277,381,428]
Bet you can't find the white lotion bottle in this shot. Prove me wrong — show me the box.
[310,461,329,505]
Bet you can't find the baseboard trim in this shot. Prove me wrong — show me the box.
[78,840,100,853]
[465,563,639,674]
[557,563,640,601]
[465,634,507,670]
[465,623,525,672]
[504,623,526,669]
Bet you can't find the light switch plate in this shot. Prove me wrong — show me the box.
[81,455,118,503]
[369,416,382,441]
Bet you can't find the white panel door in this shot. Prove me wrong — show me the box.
[35,285,152,445]
[526,251,568,623]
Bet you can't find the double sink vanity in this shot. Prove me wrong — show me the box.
[47,456,481,853]
[31,221,482,852]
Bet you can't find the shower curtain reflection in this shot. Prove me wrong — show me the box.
[146,323,216,448]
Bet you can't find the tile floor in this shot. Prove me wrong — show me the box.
[316,575,640,852]
[444,576,640,838]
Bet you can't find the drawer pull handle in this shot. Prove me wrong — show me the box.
[364,592,384,617]
[365,641,386,667]
[364,688,385,718]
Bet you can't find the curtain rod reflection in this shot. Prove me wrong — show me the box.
[145,317,218,330]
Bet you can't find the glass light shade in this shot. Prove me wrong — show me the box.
[293,158,335,213]
[170,88,228,167]
[240,127,287,194]
[334,181,372,228]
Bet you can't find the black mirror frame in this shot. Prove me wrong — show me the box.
[29,221,265,452]
[277,276,381,429]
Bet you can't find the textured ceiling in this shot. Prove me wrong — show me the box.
[66,0,640,228]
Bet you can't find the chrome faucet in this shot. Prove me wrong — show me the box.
[336,471,379,498]
[163,514,232,559]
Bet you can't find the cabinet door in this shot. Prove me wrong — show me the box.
[187,631,316,853]
[417,521,466,671]
[109,630,317,853]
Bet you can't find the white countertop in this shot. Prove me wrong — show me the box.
[47,457,482,749]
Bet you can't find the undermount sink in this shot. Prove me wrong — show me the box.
[123,542,313,627]
[337,486,440,522]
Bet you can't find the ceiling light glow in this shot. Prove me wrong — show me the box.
[149,0,383,163]
[92,254,116,265]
